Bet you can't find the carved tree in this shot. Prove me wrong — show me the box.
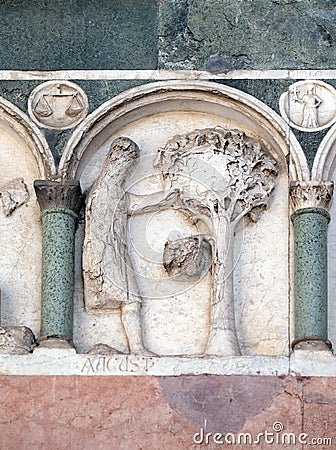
[153,127,278,355]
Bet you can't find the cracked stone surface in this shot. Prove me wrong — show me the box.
[158,0,336,70]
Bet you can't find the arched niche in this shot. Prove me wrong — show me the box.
[0,97,54,336]
[59,81,309,356]
[313,127,336,348]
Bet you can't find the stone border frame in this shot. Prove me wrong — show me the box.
[0,96,55,179]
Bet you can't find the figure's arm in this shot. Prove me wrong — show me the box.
[314,95,321,107]
[128,189,181,216]
[290,88,303,104]
[128,189,214,232]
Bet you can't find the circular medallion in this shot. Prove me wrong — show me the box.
[28,80,88,130]
[279,80,336,132]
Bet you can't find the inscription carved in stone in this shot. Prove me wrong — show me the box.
[28,81,88,130]
[83,129,278,357]
[279,80,336,132]
[81,355,155,375]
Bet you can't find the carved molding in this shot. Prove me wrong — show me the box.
[290,180,334,211]
[58,80,309,182]
[34,180,84,214]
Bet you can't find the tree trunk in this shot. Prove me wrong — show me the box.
[205,217,241,356]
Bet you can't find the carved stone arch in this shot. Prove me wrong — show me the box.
[312,123,336,181]
[0,96,55,179]
[59,80,309,183]
[60,81,308,356]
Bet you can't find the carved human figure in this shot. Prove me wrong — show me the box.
[131,127,278,356]
[291,86,321,128]
[83,137,153,355]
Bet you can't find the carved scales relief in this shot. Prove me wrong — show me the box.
[83,128,278,356]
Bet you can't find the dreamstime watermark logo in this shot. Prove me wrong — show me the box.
[193,420,332,446]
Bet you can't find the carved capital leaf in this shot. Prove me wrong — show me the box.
[34,180,84,214]
[290,180,334,211]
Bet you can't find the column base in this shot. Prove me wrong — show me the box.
[292,336,332,352]
[37,335,75,350]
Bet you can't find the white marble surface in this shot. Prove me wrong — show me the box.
[0,348,336,377]
[0,348,335,377]
[0,80,312,369]
[75,111,290,357]
[0,120,42,337]
[2,69,336,81]
[0,348,289,376]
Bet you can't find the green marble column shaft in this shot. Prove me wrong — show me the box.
[292,207,330,341]
[40,207,77,338]
[34,180,83,342]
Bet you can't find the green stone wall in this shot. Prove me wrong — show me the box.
[0,0,158,70]
[159,0,336,70]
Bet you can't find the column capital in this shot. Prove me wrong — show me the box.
[34,180,84,215]
[290,180,334,212]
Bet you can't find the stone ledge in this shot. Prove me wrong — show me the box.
[0,349,334,376]
[0,69,336,81]
[0,351,297,376]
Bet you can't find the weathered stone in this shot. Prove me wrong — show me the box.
[87,344,124,356]
[280,80,336,132]
[303,378,336,446]
[0,326,35,354]
[159,0,336,70]
[28,81,88,130]
[0,178,29,216]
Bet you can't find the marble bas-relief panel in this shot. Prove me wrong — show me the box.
[0,121,42,336]
[74,111,289,357]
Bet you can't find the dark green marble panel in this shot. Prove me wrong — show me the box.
[159,0,336,70]
[0,0,158,70]
[292,208,330,341]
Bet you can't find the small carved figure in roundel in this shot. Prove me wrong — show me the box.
[28,80,88,130]
[279,80,336,132]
